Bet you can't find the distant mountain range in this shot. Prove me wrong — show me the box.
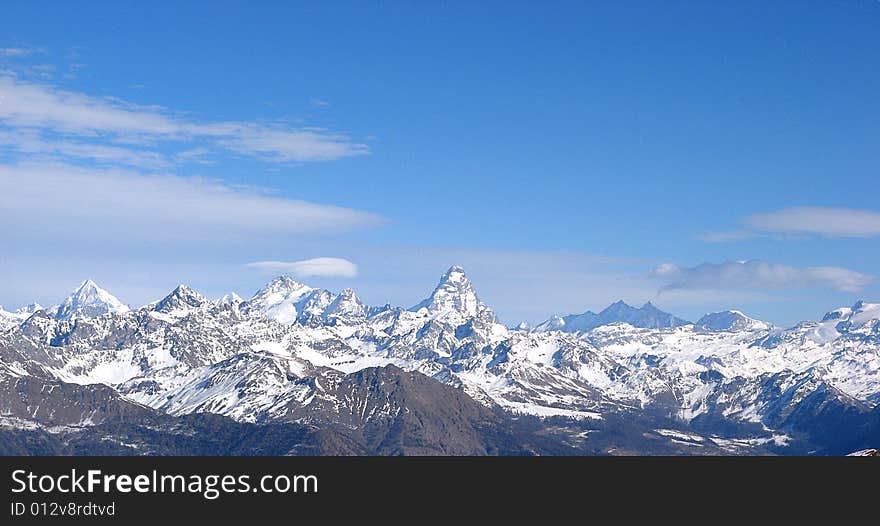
[534,300,690,332]
[2,266,879,455]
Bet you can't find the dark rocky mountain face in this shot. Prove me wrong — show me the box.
[0,361,509,456]
[0,362,776,456]
[285,365,522,455]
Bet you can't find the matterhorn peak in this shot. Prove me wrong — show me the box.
[55,279,129,320]
[444,264,467,277]
[410,265,486,318]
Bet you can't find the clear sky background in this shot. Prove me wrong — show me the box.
[1,0,878,326]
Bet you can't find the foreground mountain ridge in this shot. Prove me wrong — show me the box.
[2,266,879,455]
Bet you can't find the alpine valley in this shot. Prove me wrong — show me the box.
[2,266,879,456]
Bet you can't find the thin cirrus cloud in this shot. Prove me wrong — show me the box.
[699,207,880,242]
[245,258,359,278]
[0,129,169,168]
[745,207,880,238]
[0,162,386,246]
[653,260,875,293]
[0,47,42,58]
[695,230,756,243]
[0,74,369,164]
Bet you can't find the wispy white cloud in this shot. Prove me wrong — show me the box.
[0,75,369,163]
[245,257,359,278]
[0,47,43,58]
[174,147,213,165]
[0,75,178,134]
[21,64,55,79]
[745,207,880,238]
[0,129,169,168]
[695,230,756,243]
[699,207,880,243]
[217,126,368,162]
[0,162,386,246]
[654,260,875,293]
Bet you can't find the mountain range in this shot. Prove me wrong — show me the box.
[2,266,879,455]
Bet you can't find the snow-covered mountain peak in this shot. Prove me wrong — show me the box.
[0,301,48,332]
[323,288,367,323]
[695,310,771,331]
[54,279,130,320]
[15,303,43,315]
[823,306,853,322]
[256,275,313,297]
[849,301,880,324]
[0,307,24,332]
[640,301,665,312]
[153,284,209,315]
[600,300,637,316]
[536,300,688,333]
[533,314,569,332]
[242,275,317,324]
[331,287,361,308]
[599,300,689,329]
[248,276,315,307]
[442,264,467,281]
[217,292,243,306]
[822,300,880,330]
[410,265,486,318]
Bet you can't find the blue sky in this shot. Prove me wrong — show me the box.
[1,1,879,326]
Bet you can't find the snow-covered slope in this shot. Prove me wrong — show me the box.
[216,292,243,307]
[240,276,333,325]
[0,305,37,332]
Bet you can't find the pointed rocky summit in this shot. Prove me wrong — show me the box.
[54,279,130,320]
